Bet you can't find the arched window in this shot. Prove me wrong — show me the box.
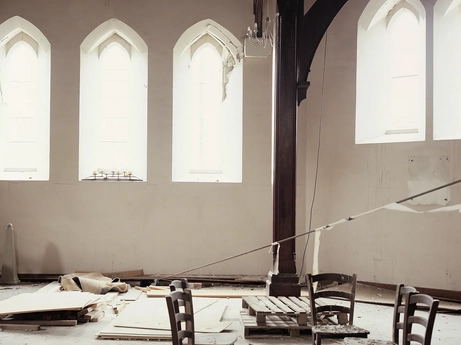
[356,0,426,144]
[79,19,147,181]
[172,20,243,183]
[190,44,223,173]
[0,16,50,180]
[433,0,461,140]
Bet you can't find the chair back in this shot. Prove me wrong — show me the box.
[392,284,418,343]
[166,288,195,345]
[170,278,189,292]
[307,273,357,326]
[403,292,439,345]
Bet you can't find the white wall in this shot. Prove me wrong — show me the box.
[0,0,460,292]
[0,0,275,277]
[298,0,461,292]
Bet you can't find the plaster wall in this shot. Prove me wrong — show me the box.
[298,0,461,291]
[0,0,278,277]
[0,0,459,292]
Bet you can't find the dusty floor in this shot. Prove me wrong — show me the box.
[0,282,460,345]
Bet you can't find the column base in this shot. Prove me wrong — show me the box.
[266,271,301,297]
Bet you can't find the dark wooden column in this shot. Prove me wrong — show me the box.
[266,0,303,297]
[265,0,349,297]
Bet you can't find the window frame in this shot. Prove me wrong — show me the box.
[0,16,51,181]
[172,20,243,183]
[356,0,426,144]
[79,18,148,182]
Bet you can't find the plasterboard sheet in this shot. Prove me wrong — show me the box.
[112,295,231,332]
[146,287,267,298]
[119,288,142,301]
[407,155,450,206]
[0,292,101,315]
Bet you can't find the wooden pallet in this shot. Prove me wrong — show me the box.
[242,295,310,326]
[240,309,312,338]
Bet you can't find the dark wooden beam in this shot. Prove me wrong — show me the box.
[267,0,348,296]
[266,0,303,297]
[297,0,348,104]
[253,0,264,38]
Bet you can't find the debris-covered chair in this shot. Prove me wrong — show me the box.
[307,272,370,345]
[343,283,418,345]
[165,286,238,345]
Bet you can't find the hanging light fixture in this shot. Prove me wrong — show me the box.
[246,0,274,48]
[246,16,274,48]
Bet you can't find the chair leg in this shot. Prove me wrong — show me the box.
[312,333,321,345]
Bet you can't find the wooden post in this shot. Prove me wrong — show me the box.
[266,0,302,297]
[266,0,349,296]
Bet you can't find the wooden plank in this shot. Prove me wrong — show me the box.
[88,310,104,322]
[113,301,127,315]
[240,310,311,339]
[257,296,284,313]
[268,296,295,313]
[0,319,77,326]
[0,323,41,331]
[287,296,310,311]
[242,296,271,314]
[102,269,144,278]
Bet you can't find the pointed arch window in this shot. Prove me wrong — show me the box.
[0,17,51,180]
[356,0,426,144]
[172,20,243,183]
[433,0,461,140]
[79,19,148,181]
[189,43,223,173]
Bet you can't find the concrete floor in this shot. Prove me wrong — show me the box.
[0,282,460,345]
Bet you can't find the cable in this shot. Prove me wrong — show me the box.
[298,30,328,284]
[159,178,461,282]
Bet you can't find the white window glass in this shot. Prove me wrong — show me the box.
[99,43,131,172]
[190,44,223,173]
[0,16,50,181]
[172,20,243,183]
[356,0,426,144]
[433,0,461,140]
[388,11,420,132]
[6,43,38,170]
[79,19,148,181]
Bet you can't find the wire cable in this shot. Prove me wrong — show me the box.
[298,31,328,284]
[158,178,461,282]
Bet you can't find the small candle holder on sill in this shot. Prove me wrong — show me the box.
[83,170,142,181]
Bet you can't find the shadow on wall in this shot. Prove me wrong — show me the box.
[41,242,63,275]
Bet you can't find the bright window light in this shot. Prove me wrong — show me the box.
[0,16,50,181]
[172,20,243,183]
[79,19,148,181]
[356,1,426,144]
[190,44,223,173]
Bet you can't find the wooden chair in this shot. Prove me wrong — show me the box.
[166,289,195,345]
[170,278,189,292]
[343,284,418,345]
[165,287,238,345]
[307,273,370,345]
[170,278,189,307]
[403,292,439,345]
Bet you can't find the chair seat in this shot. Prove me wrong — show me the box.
[312,324,370,337]
[343,338,396,345]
